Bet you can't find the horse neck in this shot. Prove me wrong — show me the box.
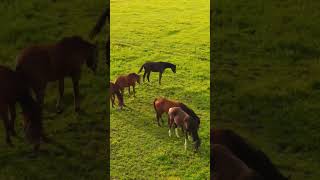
[164,62,174,69]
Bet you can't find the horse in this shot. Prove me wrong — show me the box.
[110,82,124,109]
[212,128,290,180]
[115,73,140,97]
[212,144,265,180]
[0,65,42,152]
[153,97,200,127]
[168,107,201,151]
[138,62,176,85]
[16,36,98,113]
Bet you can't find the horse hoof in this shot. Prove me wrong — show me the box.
[75,107,81,113]
[56,108,63,114]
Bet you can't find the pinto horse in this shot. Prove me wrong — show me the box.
[212,128,290,180]
[16,36,98,113]
[138,62,176,85]
[168,107,201,151]
[212,144,264,180]
[0,65,42,152]
[110,82,124,109]
[153,97,200,127]
[115,73,140,97]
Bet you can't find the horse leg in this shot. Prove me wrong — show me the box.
[168,116,173,137]
[56,79,64,114]
[72,77,80,112]
[9,103,17,136]
[111,94,115,108]
[184,130,188,151]
[174,124,180,138]
[143,71,146,82]
[159,72,163,85]
[133,85,136,97]
[147,71,151,82]
[35,86,46,109]
[128,86,130,96]
[0,108,12,146]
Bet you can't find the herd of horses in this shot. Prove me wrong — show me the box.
[0,8,106,154]
[109,62,202,151]
[0,5,292,179]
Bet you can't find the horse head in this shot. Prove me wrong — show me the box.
[86,41,99,73]
[21,102,42,145]
[136,74,141,84]
[172,64,176,73]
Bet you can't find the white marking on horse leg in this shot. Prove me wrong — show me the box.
[175,128,180,138]
[168,129,171,137]
[184,138,187,151]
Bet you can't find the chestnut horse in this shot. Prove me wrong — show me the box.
[212,144,264,180]
[138,62,176,85]
[153,97,200,127]
[0,65,42,152]
[168,107,201,151]
[16,36,98,113]
[115,73,140,97]
[110,82,124,109]
[212,129,290,180]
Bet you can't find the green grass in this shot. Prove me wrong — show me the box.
[0,1,107,179]
[213,0,320,179]
[110,0,210,179]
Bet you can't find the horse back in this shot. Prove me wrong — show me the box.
[212,129,285,180]
[154,97,180,114]
[213,144,255,180]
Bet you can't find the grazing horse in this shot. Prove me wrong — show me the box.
[168,107,201,151]
[109,82,124,109]
[212,129,290,180]
[212,144,264,180]
[115,73,140,97]
[138,62,176,85]
[16,36,98,113]
[0,65,42,152]
[153,97,200,127]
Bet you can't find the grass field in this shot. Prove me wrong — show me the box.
[0,1,107,179]
[213,0,320,179]
[110,0,210,179]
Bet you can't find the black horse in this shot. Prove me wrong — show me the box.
[138,62,176,85]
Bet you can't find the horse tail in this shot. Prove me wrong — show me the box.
[153,98,158,113]
[89,8,109,39]
[180,103,200,128]
[138,63,145,73]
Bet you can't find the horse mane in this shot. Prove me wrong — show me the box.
[89,8,109,39]
[213,129,288,180]
[179,103,200,127]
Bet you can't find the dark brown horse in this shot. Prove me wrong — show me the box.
[212,128,290,180]
[138,62,176,85]
[153,97,200,127]
[115,73,140,97]
[110,82,124,109]
[168,107,201,151]
[0,65,42,152]
[212,144,264,180]
[16,36,98,113]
